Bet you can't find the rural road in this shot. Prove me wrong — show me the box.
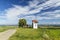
[0,29,16,40]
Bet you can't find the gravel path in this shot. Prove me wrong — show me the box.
[0,29,16,40]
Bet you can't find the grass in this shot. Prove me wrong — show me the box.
[0,26,16,32]
[9,28,60,40]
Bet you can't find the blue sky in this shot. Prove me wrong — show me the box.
[0,0,60,25]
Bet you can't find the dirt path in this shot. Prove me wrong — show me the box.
[0,29,16,40]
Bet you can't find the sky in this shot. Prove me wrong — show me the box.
[0,0,60,25]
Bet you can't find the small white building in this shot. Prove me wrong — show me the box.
[32,20,38,29]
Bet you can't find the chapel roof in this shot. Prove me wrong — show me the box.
[32,20,38,23]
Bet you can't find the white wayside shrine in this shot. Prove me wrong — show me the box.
[32,20,38,29]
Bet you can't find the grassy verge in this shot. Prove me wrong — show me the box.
[0,26,16,32]
[9,28,60,40]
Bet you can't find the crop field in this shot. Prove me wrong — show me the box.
[9,28,60,40]
[0,26,16,32]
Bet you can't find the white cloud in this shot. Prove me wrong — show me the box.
[29,0,40,8]
[55,14,60,17]
[5,0,42,20]
[5,0,60,19]
[0,16,6,19]
[42,10,60,17]
[6,6,29,20]
[36,0,60,10]
[1,0,60,25]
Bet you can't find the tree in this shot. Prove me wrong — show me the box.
[18,19,27,27]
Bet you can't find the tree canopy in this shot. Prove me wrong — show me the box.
[18,19,27,27]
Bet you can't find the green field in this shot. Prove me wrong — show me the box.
[0,26,16,32]
[9,28,60,40]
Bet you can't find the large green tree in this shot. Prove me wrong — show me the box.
[18,19,27,27]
